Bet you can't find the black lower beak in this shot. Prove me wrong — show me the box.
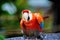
[27,16,30,21]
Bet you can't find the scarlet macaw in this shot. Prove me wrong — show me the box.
[20,10,44,36]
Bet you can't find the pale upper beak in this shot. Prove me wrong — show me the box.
[22,13,29,20]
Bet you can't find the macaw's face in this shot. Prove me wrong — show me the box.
[22,12,32,21]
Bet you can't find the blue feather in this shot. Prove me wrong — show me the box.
[40,22,44,29]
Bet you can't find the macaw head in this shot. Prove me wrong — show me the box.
[22,10,32,21]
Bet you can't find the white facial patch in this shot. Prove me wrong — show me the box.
[22,13,29,20]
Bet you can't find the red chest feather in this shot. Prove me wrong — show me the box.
[23,17,40,31]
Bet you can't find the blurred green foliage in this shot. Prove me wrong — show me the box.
[0,0,29,32]
[0,35,5,40]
